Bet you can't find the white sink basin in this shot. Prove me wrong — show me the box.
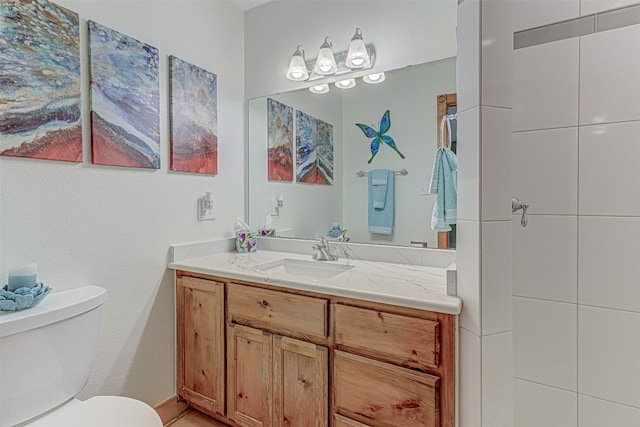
[255,258,354,279]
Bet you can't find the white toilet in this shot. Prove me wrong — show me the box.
[0,285,163,427]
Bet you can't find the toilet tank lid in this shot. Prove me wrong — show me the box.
[0,285,107,338]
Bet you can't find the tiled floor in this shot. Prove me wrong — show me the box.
[165,409,228,427]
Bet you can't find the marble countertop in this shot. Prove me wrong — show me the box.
[169,250,462,315]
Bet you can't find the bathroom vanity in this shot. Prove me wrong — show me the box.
[170,250,461,427]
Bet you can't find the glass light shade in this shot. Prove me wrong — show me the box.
[313,37,337,75]
[345,28,370,69]
[286,45,309,81]
[334,78,356,89]
[363,72,386,84]
[309,84,329,94]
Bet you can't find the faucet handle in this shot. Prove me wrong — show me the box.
[512,197,529,227]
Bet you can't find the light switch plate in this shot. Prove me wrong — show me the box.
[419,182,431,195]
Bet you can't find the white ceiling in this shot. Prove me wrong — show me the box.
[231,0,272,11]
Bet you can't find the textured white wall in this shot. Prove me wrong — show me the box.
[244,0,457,99]
[0,0,244,406]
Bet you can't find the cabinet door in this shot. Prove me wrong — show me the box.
[273,336,328,427]
[177,276,225,415]
[228,324,273,427]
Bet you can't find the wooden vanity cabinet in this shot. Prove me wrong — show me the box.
[176,276,225,415]
[175,271,455,427]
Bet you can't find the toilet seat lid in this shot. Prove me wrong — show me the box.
[28,396,162,427]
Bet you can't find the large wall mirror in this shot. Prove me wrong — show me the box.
[248,59,456,249]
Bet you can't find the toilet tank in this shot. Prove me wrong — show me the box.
[0,285,107,427]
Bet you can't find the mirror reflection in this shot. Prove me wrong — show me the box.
[248,57,457,248]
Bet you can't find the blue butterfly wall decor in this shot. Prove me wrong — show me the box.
[356,109,405,164]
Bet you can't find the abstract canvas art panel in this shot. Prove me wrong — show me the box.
[0,0,82,162]
[295,110,317,183]
[169,56,217,174]
[89,21,160,168]
[267,98,293,181]
[315,119,333,185]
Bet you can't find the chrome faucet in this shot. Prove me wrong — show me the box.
[312,237,339,261]
[336,229,350,242]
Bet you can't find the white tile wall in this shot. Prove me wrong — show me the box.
[482,0,513,108]
[512,127,579,215]
[457,107,481,222]
[513,38,579,131]
[579,122,640,216]
[514,297,577,390]
[578,395,640,427]
[578,306,640,407]
[457,0,480,113]
[482,332,514,427]
[482,221,513,335]
[457,220,481,334]
[581,0,640,16]
[481,107,512,221]
[514,379,578,427]
[579,216,640,312]
[513,0,580,31]
[512,2,640,426]
[460,328,482,427]
[513,215,577,303]
[580,25,640,125]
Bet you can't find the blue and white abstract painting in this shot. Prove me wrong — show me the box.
[295,110,317,183]
[89,20,159,168]
[315,119,333,184]
[0,0,82,162]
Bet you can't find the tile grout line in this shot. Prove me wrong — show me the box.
[514,3,640,49]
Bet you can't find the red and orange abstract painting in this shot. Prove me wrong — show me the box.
[169,56,217,174]
[0,0,82,162]
[267,98,293,181]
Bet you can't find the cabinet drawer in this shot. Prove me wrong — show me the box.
[334,351,440,427]
[334,414,370,427]
[334,304,440,370]
[228,283,328,341]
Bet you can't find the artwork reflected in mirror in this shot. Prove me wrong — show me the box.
[267,98,293,181]
[248,58,456,248]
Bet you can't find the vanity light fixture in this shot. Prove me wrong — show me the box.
[309,83,330,94]
[313,36,337,75]
[345,28,370,68]
[285,28,376,83]
[363,72,386,84]
[286,45,309,81]
[335,78,356,89]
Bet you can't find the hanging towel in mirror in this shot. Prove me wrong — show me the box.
[428,147,457,231]
[368,169,394,235]
[370,169,389,209]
